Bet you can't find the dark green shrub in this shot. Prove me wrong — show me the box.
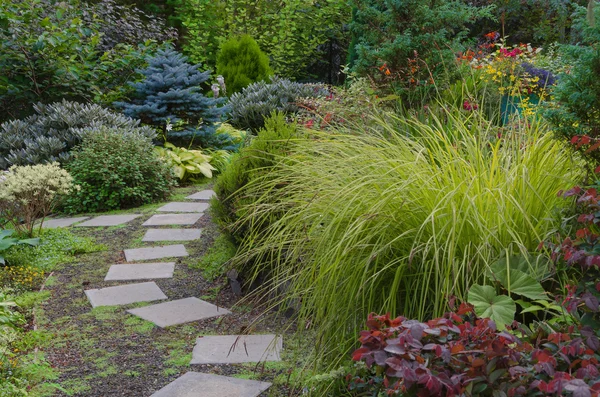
[82,0,177,51]
[228,77,328,132]
[216,35,272,94]
[0,100,155,170]
[545,8,600,164]
[212,112,301,243]
[0,0,161,122]
[62,128,174,213]
[348,0,493,104]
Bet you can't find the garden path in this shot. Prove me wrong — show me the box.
[44,190,282,396]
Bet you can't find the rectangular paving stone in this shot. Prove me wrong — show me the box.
[75,214,142,227]
[127,297,230,327]
[104,263,175,281]
[85,282,167,308]
[190,334,282,364]
[150,372,271,397]
[40,217,89,228]
[142,229,202,242]
[142,213,203,226]
[124,244,188,262]
[186,190,215,200]
[156,202,209,213]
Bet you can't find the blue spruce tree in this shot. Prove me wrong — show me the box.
[115,48,233,149]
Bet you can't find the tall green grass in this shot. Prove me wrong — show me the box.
[230,110,583,366]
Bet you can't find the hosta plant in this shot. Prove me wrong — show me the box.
[155,143,216,183]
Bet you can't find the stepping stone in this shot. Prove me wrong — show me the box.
[75,214,142,227]
[156,202,209,213]
[124,244,188,262]
[186,190,215,200]
[150,372,271,397]
[40,217,89,228]
[127,297,230,327]
[142,228,202,242]
[190,334,282,364]
[104,263,175,281]
[142,213,203,226]
[85,282,167,308]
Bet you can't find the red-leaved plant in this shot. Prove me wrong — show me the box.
[349,304,600,396]
[544,185,600,329]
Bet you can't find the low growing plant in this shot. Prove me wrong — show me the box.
[0,291,24,329]
[348,307,600,397]
[0,230,39,266]
[155,142,216,183]
[467,253,563,328]
[0,265,45,293]
[544,184,600,329]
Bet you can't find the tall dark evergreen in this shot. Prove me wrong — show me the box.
[115,48,230,148]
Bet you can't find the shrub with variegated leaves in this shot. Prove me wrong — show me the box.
[0,162,76,236]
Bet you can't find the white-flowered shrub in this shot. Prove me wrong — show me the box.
[0,163,76,236]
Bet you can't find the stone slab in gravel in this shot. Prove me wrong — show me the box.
[186,190,215,200]
[127,297,230,327]
[142,213,203,226]
[156,202,209,213]
[190,334,282,364]
[40,217,89,228]
[75,214,142,227]
[85,282,167,308]
[142,228,202,242]
[124,244,188,262]
[104,263,175,281]
[150,372,272,397]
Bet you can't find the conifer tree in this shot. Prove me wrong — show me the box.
[216,35,273,94]
[115,48,230,148]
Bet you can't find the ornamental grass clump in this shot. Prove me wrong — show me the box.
[230,109,583,366]
[0,163,76,236]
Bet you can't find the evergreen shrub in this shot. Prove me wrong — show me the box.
[212,112,301,243]
[216,35,273,94]
[228,77,328,132]
[348,0,493,103]
[115,48,230,149]
[62,129,174,214]
[545,10,600,164]
[0,100,155,170]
